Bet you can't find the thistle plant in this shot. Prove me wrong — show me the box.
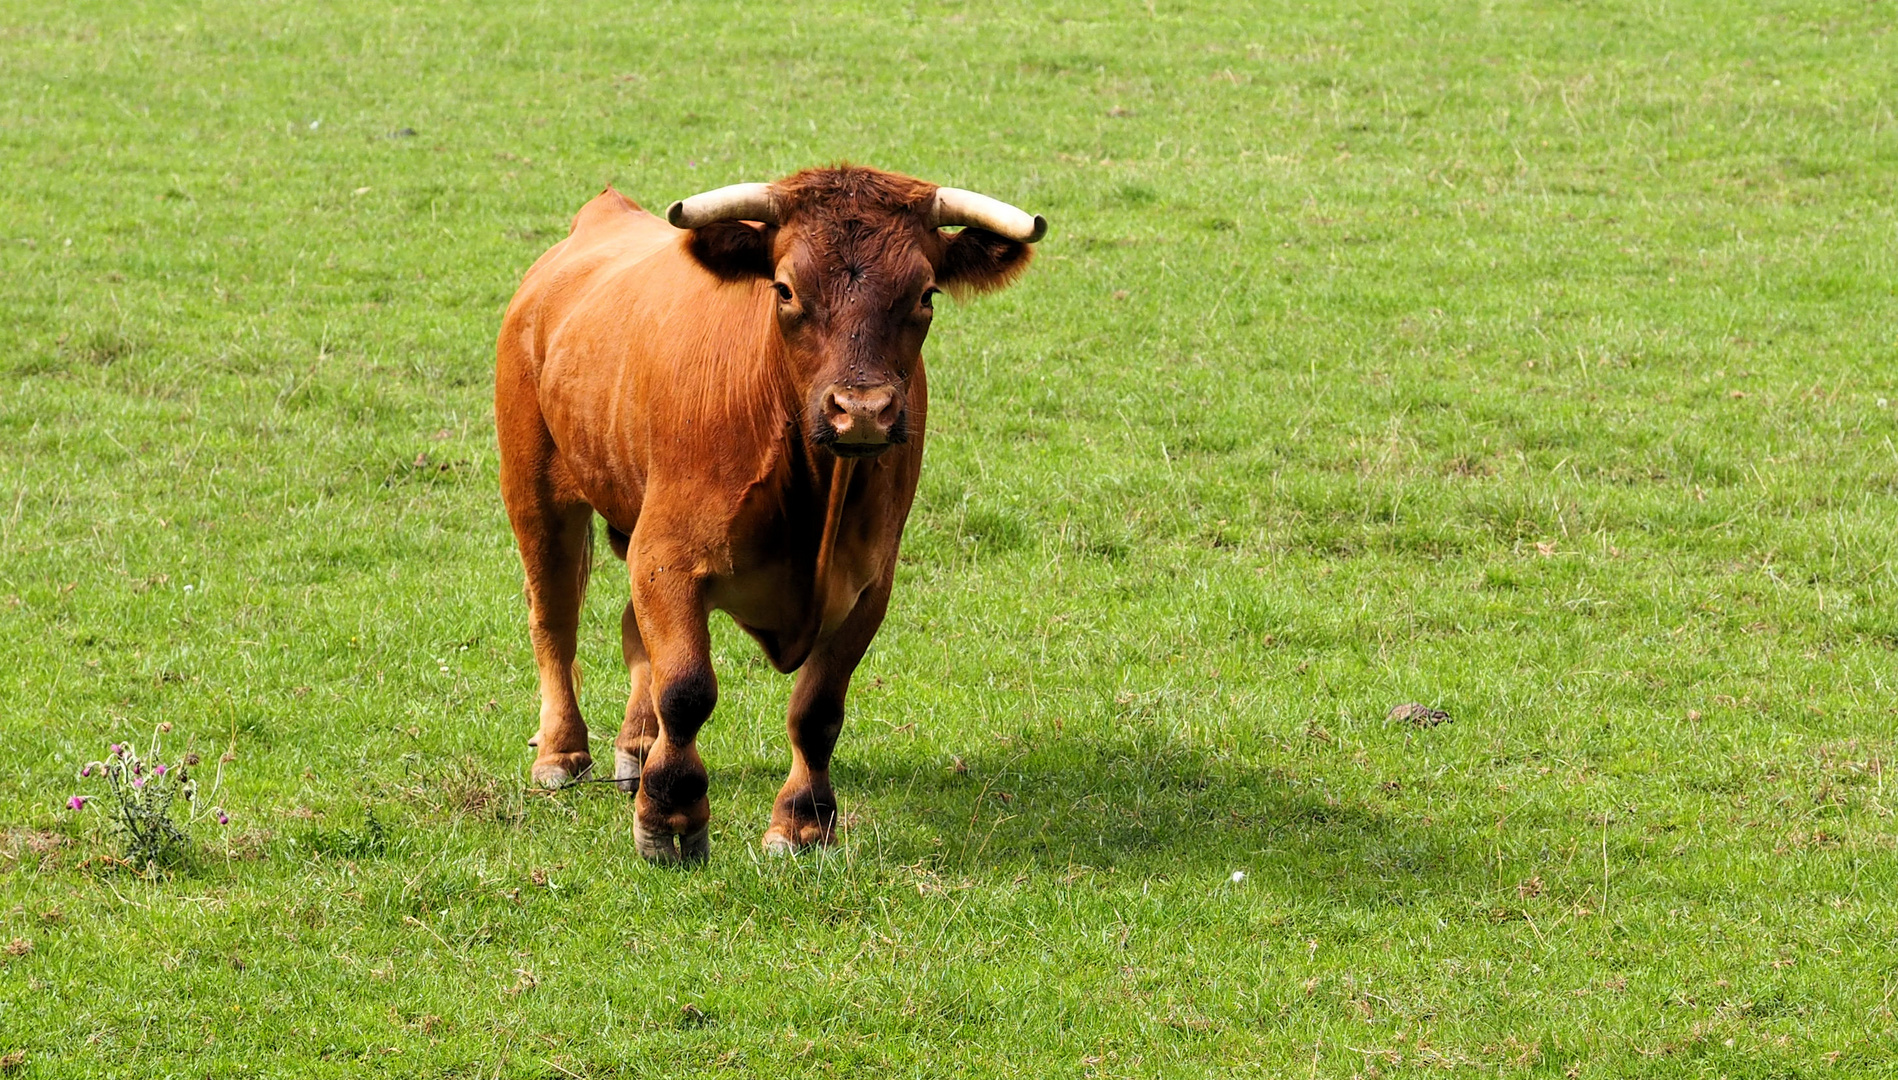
[68,723,229,871]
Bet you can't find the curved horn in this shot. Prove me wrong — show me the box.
[931,187,1048,243]
[666,183,779,229]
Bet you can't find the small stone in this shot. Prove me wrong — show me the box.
[1388,703,1452,728]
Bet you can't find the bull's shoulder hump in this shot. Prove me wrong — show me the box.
[569,186,663,238]
[545,191,676,276]
[520,203,675,300]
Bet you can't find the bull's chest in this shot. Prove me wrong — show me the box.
[697,462,903,670]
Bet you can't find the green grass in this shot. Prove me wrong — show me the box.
[4,0,1897,1074]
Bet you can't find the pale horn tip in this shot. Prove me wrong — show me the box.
[664,200,690,229]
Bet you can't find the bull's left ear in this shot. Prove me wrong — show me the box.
[687,220,775,282]
[937,228,1034,298]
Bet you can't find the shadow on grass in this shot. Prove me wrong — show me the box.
[705,734,1489,902]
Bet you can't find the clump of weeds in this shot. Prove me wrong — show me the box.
[67,722,231,874]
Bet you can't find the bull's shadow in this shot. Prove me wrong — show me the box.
[703,729,1488,901]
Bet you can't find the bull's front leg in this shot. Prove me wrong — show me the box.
[764,571,892,854]
[629,552,716,863]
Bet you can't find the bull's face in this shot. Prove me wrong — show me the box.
[771,224,935,457]
[671,168,1042,459]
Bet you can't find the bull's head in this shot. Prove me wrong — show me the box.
[668,167,1044,458]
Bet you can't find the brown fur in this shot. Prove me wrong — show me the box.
[494,166,1038,861]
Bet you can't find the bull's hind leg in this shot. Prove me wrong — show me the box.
[764,574,892,854]
[509,503,597,787]
[615,599,660,794]
[497,338,595,787]
[629,546,716,863]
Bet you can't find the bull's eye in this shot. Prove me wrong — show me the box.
[919,287,939,310]
[772,281,795,303]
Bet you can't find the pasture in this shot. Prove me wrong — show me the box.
[3,0,1896,1074]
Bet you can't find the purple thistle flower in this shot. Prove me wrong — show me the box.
[154,764,168,776]
[216,811,230,826]
[134,762,145,776]
[109,743,123,758]
[131,776,147,789]
[79,764,92,778]
[67,795,88,810]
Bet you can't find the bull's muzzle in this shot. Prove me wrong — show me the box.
[820,383,905,456]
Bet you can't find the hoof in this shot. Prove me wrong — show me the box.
[760,820,837,855]
[530,751,591,789]
[635,817,710,864]
[614,748,642,795]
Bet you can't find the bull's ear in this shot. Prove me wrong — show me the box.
[687,220,774,281]
[937,227,1033,298]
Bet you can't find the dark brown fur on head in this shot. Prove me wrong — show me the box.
[686,164,1034,297]
[772,165,938,230]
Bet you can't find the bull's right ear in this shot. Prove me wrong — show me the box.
[686,221,775,282]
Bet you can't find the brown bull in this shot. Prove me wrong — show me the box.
[495,166,1044,861]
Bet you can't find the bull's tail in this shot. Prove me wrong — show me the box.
[576,512,596,602]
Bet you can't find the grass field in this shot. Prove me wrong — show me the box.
[4,0,1897,1074]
